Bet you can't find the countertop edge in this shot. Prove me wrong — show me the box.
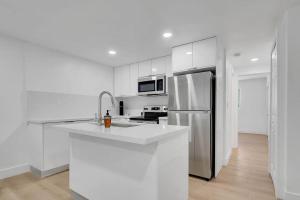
[53,125,190,145]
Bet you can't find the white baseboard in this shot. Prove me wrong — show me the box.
[239,131,267,135]
[285,191,300,200]
[223,149,232,166]
[0,164,30,179]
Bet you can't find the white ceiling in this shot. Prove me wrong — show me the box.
[0,0,295,68]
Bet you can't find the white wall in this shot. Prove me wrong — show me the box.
[231,74,239,148]
[27,91,114,120]
[0,36,29,178]
[285,5,300,199]
[271,4,300,199]
[224,62,233,165]
[24,44,114,120]
[238,78,268,134]
[0,34,114,179]
[234,65,270,76]
[24,44,113,96]
[215,38,226,176]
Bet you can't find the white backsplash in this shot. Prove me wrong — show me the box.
[27,91,115,120]
[116,95,168,117]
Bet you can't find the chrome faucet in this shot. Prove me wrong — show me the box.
[98,91,116,125]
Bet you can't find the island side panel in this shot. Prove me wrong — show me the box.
[156,131,189,200]
[69,130,188,200]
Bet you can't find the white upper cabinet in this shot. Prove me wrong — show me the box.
[193,37,216,69]
[151,57,166,75]
[114,67,122,97]
[129,63,139,96]
[114,65,130,97]
[165,56,172,77]
[114,55,172,97]
[165,56,172,94]
[138,60,152,77]
[172,43,193,73]
[172,37,217,73]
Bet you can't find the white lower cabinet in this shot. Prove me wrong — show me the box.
[28,123,69,177]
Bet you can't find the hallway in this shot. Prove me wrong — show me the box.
[189,133,276,200]
[0,134,275,200]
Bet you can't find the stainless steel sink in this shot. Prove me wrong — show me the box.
[89,121,139,128]
[111,123,139,128]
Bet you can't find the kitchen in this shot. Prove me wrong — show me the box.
[26,36,219,200]
[1,1,300,200]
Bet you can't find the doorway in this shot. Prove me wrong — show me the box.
[238,77,269,135]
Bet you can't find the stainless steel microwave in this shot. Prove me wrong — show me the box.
[138,75,166,96]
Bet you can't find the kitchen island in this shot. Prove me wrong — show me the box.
[54,121,190,200]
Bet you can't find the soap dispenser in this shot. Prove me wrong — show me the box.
[104,110,112,128]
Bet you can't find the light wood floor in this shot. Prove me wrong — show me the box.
[0,133,275,200]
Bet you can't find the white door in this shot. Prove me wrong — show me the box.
[193,37,216,68]
[172,43,193,73]
[138,60,152,77]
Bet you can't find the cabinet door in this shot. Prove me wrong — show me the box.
[172,43,193,73]
[138,60,152,77]
[114,65,130,97]
[114,66,123,97]
[44,127,69,171]
[165,55,172,77]
[193,37,216,69]
[151,57,166,75]
[121,65,131,96]
[130,63,139,96]
[165,56,172,94]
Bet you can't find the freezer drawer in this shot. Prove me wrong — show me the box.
[168,110,212,179]
[168,71,212,111]
[168,111,194,161]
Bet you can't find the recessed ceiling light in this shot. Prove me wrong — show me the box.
[163,32,173,38]
[186,51,193,55]
[108,50,117,55]
[251,58,259,62]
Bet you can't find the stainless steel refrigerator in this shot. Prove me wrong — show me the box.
[168,71,215,180]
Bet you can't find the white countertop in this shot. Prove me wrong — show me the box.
[27,115,131,125]
[52,121,189,145]
[27,117,94,125]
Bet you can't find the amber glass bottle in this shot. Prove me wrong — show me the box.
[104,110,111,128]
